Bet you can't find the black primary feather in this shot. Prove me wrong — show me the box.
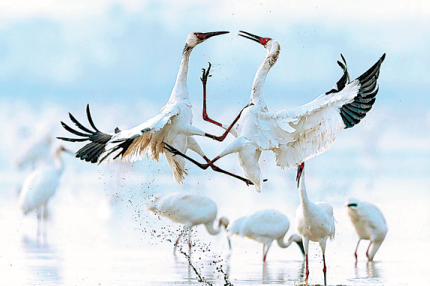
[340,54,385,129]
[57,104,135,164]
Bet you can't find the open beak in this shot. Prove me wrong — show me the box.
[238,30,263,44]
[203,31,229,39]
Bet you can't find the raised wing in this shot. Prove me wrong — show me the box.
[57,103,180,165]
[273,53,385,168]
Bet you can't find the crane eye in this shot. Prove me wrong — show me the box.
[348,203,358,207]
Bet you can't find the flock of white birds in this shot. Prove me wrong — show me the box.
[16,30,388,285]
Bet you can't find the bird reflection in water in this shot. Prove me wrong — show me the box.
[21,235,62,284]
[366,261,380,278]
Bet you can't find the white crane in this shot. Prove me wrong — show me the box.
[57,31,253,186]
[164,31,385,193]
[147,192,230,253]
[228,209,304,262]
[18,145,71,241]
[346,198,387,261]
[14,132,52,170]
[295,162,335,285]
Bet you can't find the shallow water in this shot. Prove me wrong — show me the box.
[0,173,428,286]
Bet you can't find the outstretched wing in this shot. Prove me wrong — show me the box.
[57,103,180,165]
[273,53,385,168]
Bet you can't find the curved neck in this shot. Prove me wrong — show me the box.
[298,171,310,206]
[168,44,193,103]
[250,44,280,111]
[205,221,223,235]
[277,235,293,248]
[54,151,65,174]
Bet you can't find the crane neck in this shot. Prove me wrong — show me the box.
[250,43,280,111]
[298,171,310,207]
[54,150,65,174]
[277,235,293,249]
[168,44,193,103]
[204,220,223,236]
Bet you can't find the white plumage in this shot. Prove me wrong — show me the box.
[295,163,335,284]
[14,132,52,170]
[147,192,230,252]
[346,198,388,261]
[58,31,250,185]
[18,145,70,241]
[170,31,385,192]
[229,209,304,261]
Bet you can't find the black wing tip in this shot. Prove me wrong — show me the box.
[380,53,386,62]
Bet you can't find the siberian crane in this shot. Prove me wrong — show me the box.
[346,198,388,261]
[228,209,304,262]
[295,162,335,285]
[58,31,252,186]
[18,145,72,241]
[147,192,230,253]
[164,31,385,193]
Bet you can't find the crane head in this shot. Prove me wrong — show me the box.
[218,216,230,229]
[57,145,73,155]
[186,31,229,48]
[346,198,359,209]
[238,30,272,47]
[296,162,305,188]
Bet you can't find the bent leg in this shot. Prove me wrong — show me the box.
[166,138,253,185]
[200,62,246,139]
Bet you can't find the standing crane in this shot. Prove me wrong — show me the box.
[164,31,385,193]
[18,145,72,242]
[295,162,335,285]
[346,198,388,261]
[146,192,230,253]
[57,31,252,186]
[228,209,304,262]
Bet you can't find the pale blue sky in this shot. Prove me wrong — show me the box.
[0,0,429,181]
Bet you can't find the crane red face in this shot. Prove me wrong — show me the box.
[194,31,229,41]
[238,30,272,47]
[296,162,305,188]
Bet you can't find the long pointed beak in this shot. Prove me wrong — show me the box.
[296,240,306,257]
[227,235,232,251]
[238,30,262,44]
[296,162,305,188]
[203,31,229,39]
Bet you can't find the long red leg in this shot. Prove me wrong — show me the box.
[201,63,223,128]
[200,62,250,142]
[173,231,184,254]
[163,142,253,186]
[366,241,372,260]
[305,254,309,283]
[203,156,253,186]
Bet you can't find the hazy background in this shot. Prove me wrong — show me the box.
[0,0,429,285]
